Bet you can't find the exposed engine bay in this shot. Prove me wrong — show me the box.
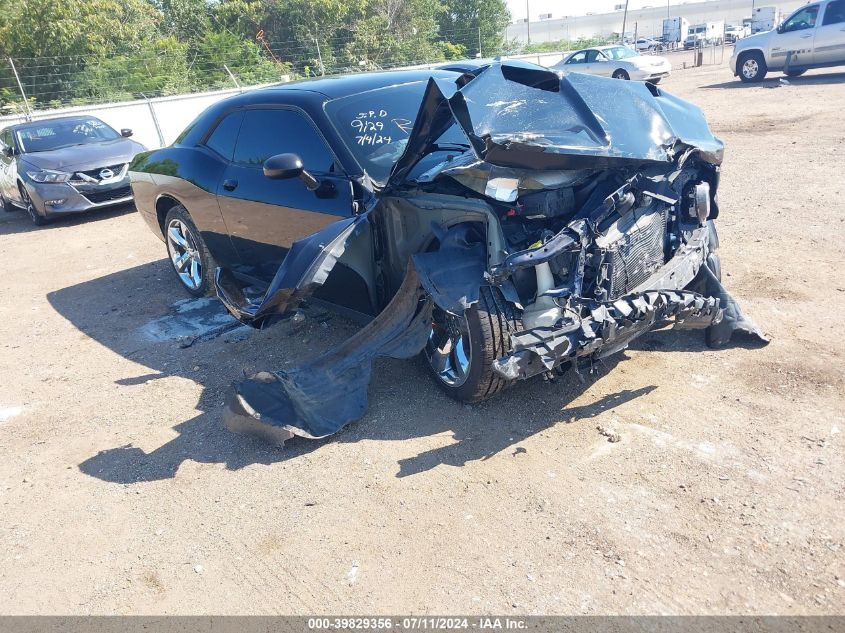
[217,62,768,445]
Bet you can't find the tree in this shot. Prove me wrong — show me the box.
[0,0,514,109]
[438,0,510,58]
[0,0,162,104]
[154,0,212,43]
[341,0,445,70]
[192,31,289,88]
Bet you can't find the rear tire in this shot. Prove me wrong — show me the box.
[738,51,767,83]
[425,286,523,403]
[612,69,630,80]
[163,205,217,297]
[784,68,806,77]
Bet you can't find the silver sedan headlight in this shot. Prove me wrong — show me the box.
[26,169,71,183]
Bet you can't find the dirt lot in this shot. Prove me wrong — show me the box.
[1,62,844,615]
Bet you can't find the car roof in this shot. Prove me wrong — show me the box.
[258,68,461,100]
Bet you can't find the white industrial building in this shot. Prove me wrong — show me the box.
[507,0,808,42]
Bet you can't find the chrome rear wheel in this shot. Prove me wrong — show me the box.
[166,217,203,291]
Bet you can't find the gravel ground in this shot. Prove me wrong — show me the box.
[0,62,843,615]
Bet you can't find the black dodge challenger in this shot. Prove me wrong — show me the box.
[130,61,766,445]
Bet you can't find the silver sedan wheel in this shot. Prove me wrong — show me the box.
[166,218,203,290]
[741,58,759,79]
[425,311,472,387]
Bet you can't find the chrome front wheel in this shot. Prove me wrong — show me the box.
[741,59,758,79]
[738,52,767,83]
[425,310,473,388]
[20,186,47,226]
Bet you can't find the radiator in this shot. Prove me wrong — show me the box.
[596,208,667,299]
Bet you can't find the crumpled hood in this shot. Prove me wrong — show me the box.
[20,138,145,172]
[387,61,723,189]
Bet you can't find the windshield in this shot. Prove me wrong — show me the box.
[15,117,120,153]
[602,46,637,60]
[325,81,468,184]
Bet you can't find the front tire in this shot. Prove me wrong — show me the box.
[704,252,723,349]
[20,185,47,226]
[738,51,767,83]
[612,69,630,80]
[164,205,216,297]
[425,286,522,403]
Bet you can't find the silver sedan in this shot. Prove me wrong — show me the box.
[552,45,672,83]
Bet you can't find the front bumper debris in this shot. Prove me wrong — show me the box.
[493,289,720,381]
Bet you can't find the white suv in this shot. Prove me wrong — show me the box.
[730,0,845,82]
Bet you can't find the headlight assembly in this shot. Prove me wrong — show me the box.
[26,169,70,183]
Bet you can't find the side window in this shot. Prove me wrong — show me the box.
[233,109,335,172]
[204,111,243,161]
[782,5,820,31]
[0,129,12,149]
[567,51,587,64]
[823,0,845,25]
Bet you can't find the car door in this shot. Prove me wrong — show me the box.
[814,0,845,64]
[0,129,16,201]
[585,49,613,76]
[216,107,354,282]
[561,50,588,74]
[771,3,821,68]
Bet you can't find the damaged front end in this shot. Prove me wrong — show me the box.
[220,62,767,445]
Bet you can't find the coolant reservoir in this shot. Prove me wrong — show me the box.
[521,261,564,329]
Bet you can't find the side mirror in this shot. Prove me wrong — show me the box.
[264,153,319,191]
[120,128,133,138]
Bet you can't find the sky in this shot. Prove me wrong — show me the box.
[506,1,681,22]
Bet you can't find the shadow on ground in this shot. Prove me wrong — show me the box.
[0,203,135,236]
[701,71,845,90]
[49,261,726,484]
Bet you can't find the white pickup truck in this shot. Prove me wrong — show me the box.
[731,0,845,82]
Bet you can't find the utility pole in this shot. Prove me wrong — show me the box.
[314,36,325,76]
[525,0,531,44]
[621,0,630,44]
[223,65,241,91]
[478,26,482,58]
[8,58,32,121]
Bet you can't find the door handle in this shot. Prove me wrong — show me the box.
[800,34,812,38]
[222,179,238,191]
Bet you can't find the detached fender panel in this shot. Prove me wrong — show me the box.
[216,215,366,326]
[225,262,433,442]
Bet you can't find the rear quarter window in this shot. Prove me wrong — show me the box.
[204,111,244,161]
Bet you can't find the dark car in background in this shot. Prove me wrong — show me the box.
[0,115,146,225]
[129,63,766,446]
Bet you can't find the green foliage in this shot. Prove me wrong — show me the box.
[438,0,511,57]
[0,0,513,109]
[520,37,614,54]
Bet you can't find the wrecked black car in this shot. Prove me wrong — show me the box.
[130,61,766,445]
